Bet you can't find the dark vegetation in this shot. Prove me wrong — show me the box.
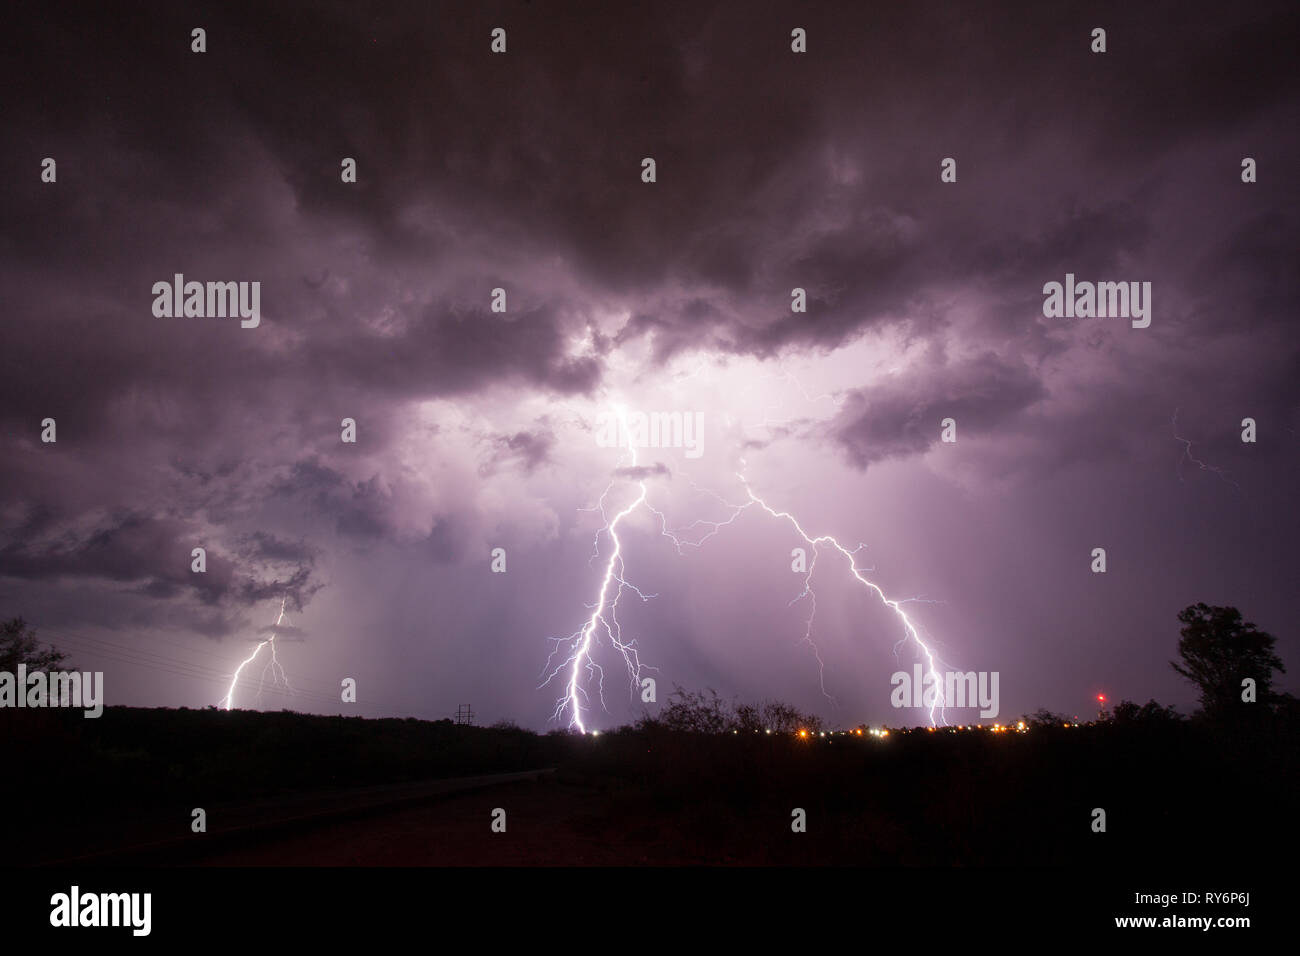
[1,604,1294,865]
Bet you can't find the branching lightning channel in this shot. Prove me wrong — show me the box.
[1172,408,1241,492]
[539,417,655,732]
[541,414,953,731]
[735,475,950,727]
[221,596,295,711]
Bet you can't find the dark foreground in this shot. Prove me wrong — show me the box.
[3,706,1295,866]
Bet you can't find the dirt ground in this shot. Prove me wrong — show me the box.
[191,777,804,866]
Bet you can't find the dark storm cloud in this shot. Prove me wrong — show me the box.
[274,460,393,541]
[423,515,470,565]
[2,0,1294,430]
[482,424,558,476]
[833,353,1048,469]
[239,532,318,566]
[0,0,1296,722]
[298,304,601,399]
[270,458,474,565]
[0,510,319,618]
[0,513,196,587]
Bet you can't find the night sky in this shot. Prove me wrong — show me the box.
[2,0,1297,729]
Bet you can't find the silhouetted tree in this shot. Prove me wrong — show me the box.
[1024,707,1069,728]
[1171,603,1284,720]
[656,687,825,734]
[0,618,68,672]
[735,699,823,734]
[734,703,763,733]
[1111,699,1182,724]
[761,701,811,733]
[660,686,733,733]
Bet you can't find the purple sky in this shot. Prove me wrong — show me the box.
[2,0,1297,729]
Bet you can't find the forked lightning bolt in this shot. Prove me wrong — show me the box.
[736,477,952,727]
[539,417,655,733]
[221,596,295,711]
[541,414,952,731]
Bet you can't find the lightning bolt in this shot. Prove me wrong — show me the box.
[539,409,659,733]
[221,595,295,711]
[541,410,952,731]
[735,475,951,726]
[1172,409,1241,491]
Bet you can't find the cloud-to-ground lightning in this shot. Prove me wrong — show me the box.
[541,410,953,731]
[540,412,657,733]
[735,477,953,727]
[220,596,295,711]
